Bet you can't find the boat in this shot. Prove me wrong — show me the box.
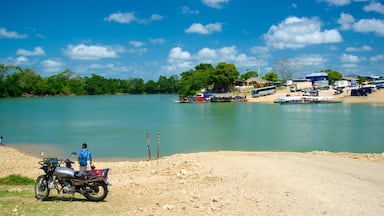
[210,94,247,103]
[274,96,341,104]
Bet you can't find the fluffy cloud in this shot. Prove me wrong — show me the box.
[150,38,165,44]
[104,12,137,24]
[363,2,384,15]
[129,41,145,47]
[185,23,222,34]
[320,0,351,6]
[264,16,342,49]
[181,6,199,15]
[41,59,63,73]
[150,14,163,21]
[340,53,360,63]
[185,23,221,34]
[104,12,163,24]
[297,54,327,68]
[0,27,27,39]
[64,44,122,60]
[16,47,45,56]
[338,13,355,30]
[338,13,384,36]
[353,19,384,36]
[15,56,28,64]
[165,46,258,72]
[202,0,229,9]
[370,55,384,62]
[345,45,372,52]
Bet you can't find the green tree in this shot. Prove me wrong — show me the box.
[128,78,145,94]
[240,70,258,80]
[145,80,157,93]
[85,74,108,95]
[322,69,342,84]
[209,62,239,92]
[262,71,279,82]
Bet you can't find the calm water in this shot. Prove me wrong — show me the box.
[0,95,383,159]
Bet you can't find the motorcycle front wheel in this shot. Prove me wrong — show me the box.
[83,182,108,201]
[34,175,50,200]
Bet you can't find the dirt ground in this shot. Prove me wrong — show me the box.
[1,146,384,215]
[247,86,384,104]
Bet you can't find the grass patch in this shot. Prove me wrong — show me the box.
[0,174,34,185]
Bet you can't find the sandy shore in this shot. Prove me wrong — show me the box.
[246,86,384,104]
[1,146,384,215]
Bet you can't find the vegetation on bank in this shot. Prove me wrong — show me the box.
[0,174,34,185]
[0,63,344,98]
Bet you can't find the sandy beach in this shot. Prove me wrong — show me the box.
[1,146,384,215]
[246,86,384,104]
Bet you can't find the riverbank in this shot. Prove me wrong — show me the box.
[246,86,384,104]
[1,146,384,215]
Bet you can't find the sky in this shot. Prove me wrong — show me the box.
[1,0,383,81]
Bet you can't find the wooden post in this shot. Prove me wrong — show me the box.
[157,132,160,159]
[146,132,151,160]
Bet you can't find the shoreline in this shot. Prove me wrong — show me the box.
[1,145,384,215]
[4,142,384,163]
[246,86,384,104]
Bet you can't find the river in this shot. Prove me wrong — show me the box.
[0,95,383,159]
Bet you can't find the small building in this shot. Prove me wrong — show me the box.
[244,77,269,87]
[305,72,328,84]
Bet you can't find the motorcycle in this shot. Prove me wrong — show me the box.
[34,157,110,201]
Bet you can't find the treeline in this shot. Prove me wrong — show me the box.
[0,64,180,97]
[0,63,259,98]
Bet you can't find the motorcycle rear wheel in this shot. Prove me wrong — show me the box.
[34,175,50,200]
[83,182,108,201]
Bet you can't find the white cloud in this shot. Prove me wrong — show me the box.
[363,2,384,15]
[165,46,259,73]
[297,54,327,67]
[353,18,384,36]
[104,12,163,24]
[264,16,343,49]
[185,23,222,34]
[338,13,355,30]
[151,14,163,21]
[181,6,199,15]
[16,47,45,56]
[370,54,384,62]
[0,27,27,39]
[320,0,351,6]
[150,38,165,44]
[202,0,229,9]
[168,47,192,63]
[345,45,372,52]
[16,56,28,64]
[250,46,270,57]
[340,53,360,63]
[104,12,137,24]
[41,59,63,73]
[164,47,194,72]
[129,41,145,47]
[64,44,121,60]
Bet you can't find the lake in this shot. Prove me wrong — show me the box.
[0,95,383,159]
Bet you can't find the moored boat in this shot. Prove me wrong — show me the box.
[274,96,341,104]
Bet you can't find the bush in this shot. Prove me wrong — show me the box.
[0,174,34,185]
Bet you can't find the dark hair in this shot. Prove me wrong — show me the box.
[82,143,87,148]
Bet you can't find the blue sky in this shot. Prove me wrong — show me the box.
[1,0,383,81]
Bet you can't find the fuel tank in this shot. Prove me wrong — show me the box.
[53,167,75,178]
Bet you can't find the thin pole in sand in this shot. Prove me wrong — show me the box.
[146,132,151,160]
[157,132,160,159]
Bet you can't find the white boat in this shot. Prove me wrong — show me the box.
[274,96,341,104]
